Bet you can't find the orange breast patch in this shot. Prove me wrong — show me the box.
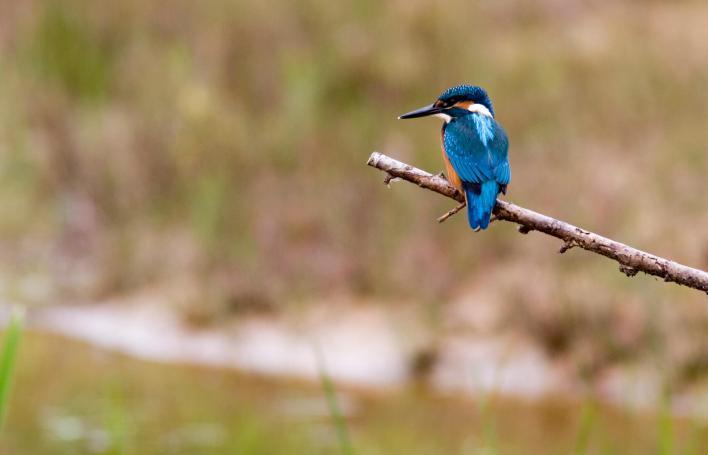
[441,135,463,193]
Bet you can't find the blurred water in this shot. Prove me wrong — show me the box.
[3,332,707,454]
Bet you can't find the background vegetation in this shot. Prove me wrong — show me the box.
[0,0,707,452]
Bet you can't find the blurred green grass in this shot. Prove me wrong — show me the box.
[0,308,23,432]
[0,0,707,389]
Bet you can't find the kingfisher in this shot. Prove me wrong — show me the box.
[399,85,510,230]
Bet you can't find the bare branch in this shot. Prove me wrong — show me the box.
[437,202,466,223]
[367,152,708,295]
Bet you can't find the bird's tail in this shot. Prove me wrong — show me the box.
[464,180,499,230]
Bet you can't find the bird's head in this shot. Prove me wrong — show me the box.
[399,84,494,122]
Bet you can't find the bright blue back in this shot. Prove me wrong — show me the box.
[443,114,510,229]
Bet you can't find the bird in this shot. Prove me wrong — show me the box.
[399,85,510,230]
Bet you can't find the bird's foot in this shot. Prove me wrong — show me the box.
[436,171,448,181]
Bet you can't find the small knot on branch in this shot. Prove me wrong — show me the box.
[383,172,400,187]
[518,225,533,235]
[619,264,639,277]
[559,240,576,254]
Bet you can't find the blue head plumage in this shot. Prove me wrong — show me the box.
[437,85,494,118]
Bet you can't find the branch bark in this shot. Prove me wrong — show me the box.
[367,152,708,295]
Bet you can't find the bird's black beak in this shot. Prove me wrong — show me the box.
[398,103,442,119]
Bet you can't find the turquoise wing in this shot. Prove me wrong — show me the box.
[443,116,510,186]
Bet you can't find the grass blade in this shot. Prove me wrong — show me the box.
[0,308,24,431]
[658,391,674,455]
[314,345,353,455]
[573,399,596,455]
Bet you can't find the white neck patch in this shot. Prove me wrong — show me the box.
[435,112,452,123]
[467,103,493,118]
